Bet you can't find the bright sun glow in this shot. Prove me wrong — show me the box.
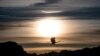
[36,19,62,37]
[41,10,62,14]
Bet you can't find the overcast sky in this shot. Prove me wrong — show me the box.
[0,0,43,7]
[0,0,100,7]
[0,0,100,53]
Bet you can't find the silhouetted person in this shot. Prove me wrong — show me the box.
[51,37,56,45]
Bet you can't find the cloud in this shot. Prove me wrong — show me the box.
[58,7,100,19]
[45,0,60,4]
[32,0,60,7]
[21,42,98,48]
[0,0,42,7]
[73,29,100,35]
[0,6,100,22]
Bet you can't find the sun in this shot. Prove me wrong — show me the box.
[36,19,62,37]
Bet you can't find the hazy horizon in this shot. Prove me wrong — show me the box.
[0,16,100,54]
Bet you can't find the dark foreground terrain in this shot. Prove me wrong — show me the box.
[0,41,100,56]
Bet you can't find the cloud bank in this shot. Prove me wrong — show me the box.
[0,0,100,22]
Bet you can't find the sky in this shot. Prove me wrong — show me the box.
[0,0,100,7]
[0,0,100,54]
[0,0,100,21]
[0,0,43,7]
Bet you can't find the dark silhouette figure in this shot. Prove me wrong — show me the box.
[51,37,56,45]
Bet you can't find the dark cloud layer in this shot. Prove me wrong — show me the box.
[0,0,100,22]
[45,0,60,4]
[0,6,100,22]
[21,42,99,48]
[34,0,60,6]
[62,7,100,19]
